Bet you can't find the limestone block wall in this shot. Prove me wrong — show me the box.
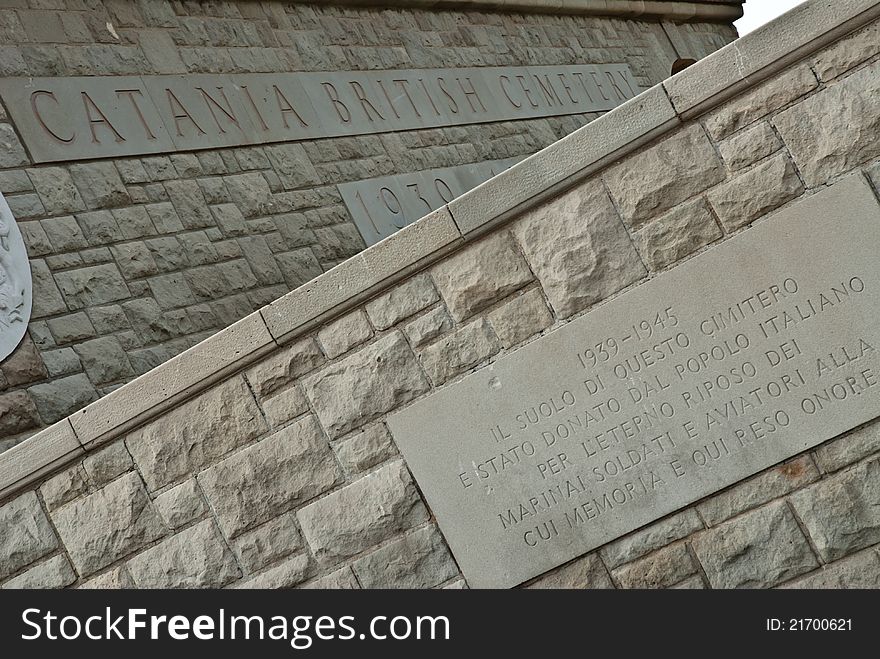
[3,0,880,589]
[0,0,738,453]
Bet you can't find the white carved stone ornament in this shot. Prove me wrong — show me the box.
[0,191,32,362]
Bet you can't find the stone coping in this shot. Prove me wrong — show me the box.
[295,0,744,22]
[2,0,879,502]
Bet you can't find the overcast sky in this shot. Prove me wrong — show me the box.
[735,0,806,35]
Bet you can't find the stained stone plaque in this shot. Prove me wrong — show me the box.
[339,157,523,245]
[387,175,880,588]
[0,191,32,361]
[0,64,639,163]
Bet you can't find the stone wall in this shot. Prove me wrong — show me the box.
[0,0,737,452]
[4,0,880,589]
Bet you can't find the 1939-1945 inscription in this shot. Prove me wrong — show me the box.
[0,64,638,163]
[387,175,880,589]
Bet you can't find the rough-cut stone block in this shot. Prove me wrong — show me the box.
[301,566,360,589]
[812,19,880,81]
[613,543,697,589]
[707,154,803,231]
[775,61,880,186]
[488,288,554,348]
[704,65,818,140]
[404,306,453,348]
[304,332,429,438]
[717,122,782,171]
[512,180,646,318]
[353,525,458,589]
[526,553,614,589]
[28,373,98,423]
[692,501,818,588]
[419,317,499,386]
[51,472,165,577]
[154,479,207,530]
[127,376,267,491]
[199,416,341,538]
[298,461,428,564]
[634,198,721,271]
[2,554,76,589]
[814,422,880,473]
[82,441,132,487]
[364,273,439,330]
[78,566,135,590]
[260,385,309,427]
[781,548,880,588]
[54,264,130,309]
[0,391,40,436]
[604,124,725,229]
[0,491,59,581]
[601,510,704,570]
[334,423,398,475]
[789,456,880,562]
[697,455,820,526]
[244,338,324,398]
[431,232,532,321]
[233,554,312,589]
[127,520,240,588]
[39,464,89,511]
[317,309,372,359]
[232,513,303,574]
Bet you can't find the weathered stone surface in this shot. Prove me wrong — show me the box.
[812,19,880,81]
[613,543,697,589]
[233,554,312,589]
[127,376,267,491]
[78,566,135,589]
[717,122,782,171]
[814,422,880,473]
[601,510,704,570]
[671,575,706,589]
[1,336,47,386]
[365,273,440,330]
[260,385,309,427]
[82,441,132,487]
[47,312,95,344]
[432,232,532,321]
[634,198,721,271]
[705,64,818,140]
[127,520,240,588]
[419,317,499,385]
[353,525,458,589]
[317,309,372,359]
[298,461,428,564]
[697,456,820,526]
[2,554,76,589]
[0,390,40,435]
[789,456,880,562]
[40,464,89,511]
[154,479,207,530]
[488,288,554,348]
[51,472,165,577]
[692,501,817,588]
[245,338,324,398]
[70,162,129,208]
[707,154,803,231]
[526,553,614,589]
[0,491,58,581]
[604,124,725,229]
[28,374,98,423]
[28,167,85,214]
[404,306,453,348]
[73,336,134,385]
[775,62,880,186]
[304,332,429,438]
[232,512,303,573]
[29,259,68,318]
[334,423,398,475]
[54,264,130,309]
[781,548,880,588]
[512,180,646,318]
[199,416,341,538]
[0,124,28,168]
[301,566,360,589]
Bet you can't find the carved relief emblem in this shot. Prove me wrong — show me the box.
[0,191,32,361]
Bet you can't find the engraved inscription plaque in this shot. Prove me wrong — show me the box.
[0,64,639,163]
[0,191,33,361]
[387,176,880,588]
[339,157,523,245]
